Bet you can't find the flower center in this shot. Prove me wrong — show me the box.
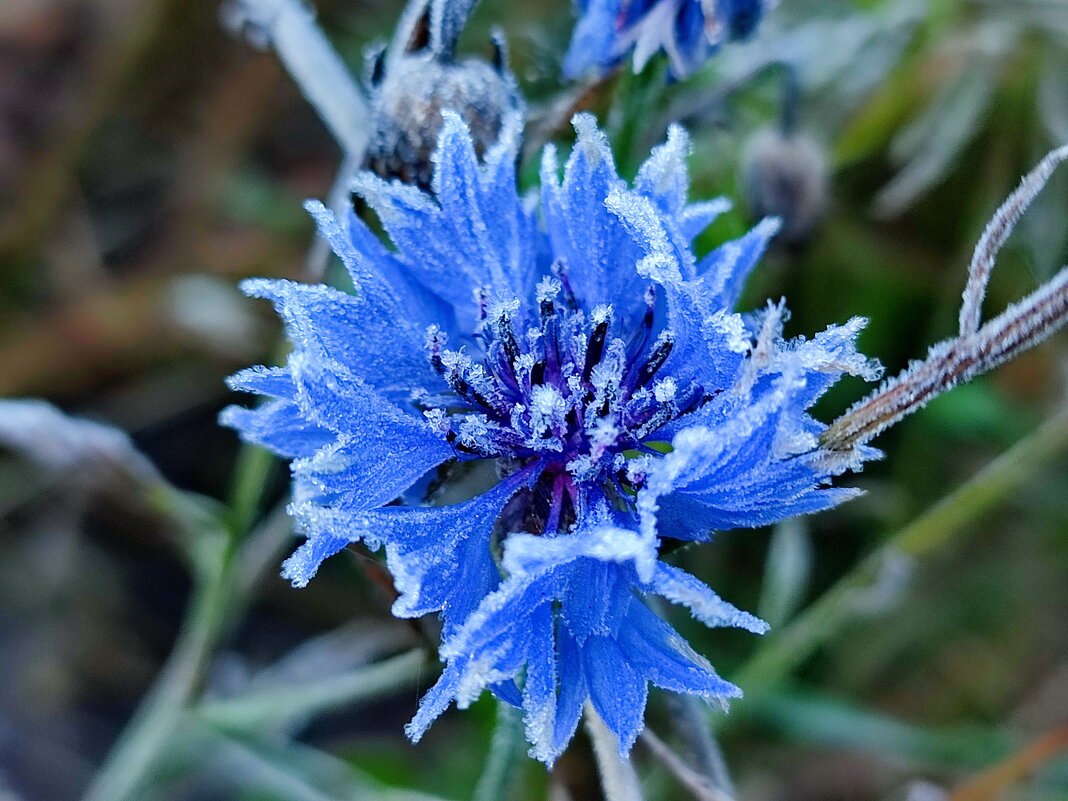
[421,275,711,533]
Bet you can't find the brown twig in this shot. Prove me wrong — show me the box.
[949,726,1068,801]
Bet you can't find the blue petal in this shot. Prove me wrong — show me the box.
[407,661,463,743]
[520,601,559,761]
[226,365,296,399]
[241,278,434,402]
[604,186,751,389]
[650,562,769,633]
[634,125,701,239]
[219,400,333,460]
[353,113,534,328]
[552,627,587,759]
[377,469,538,634]
[560,556,635,641]
[584,635,648,755]
[717,0,767,40]
[491,680,524,707]
[221,366,334,458]
[680,198,732,242]
[618,598,740,697]
[279,533,349,588]
[696,217,780,310]
[562,0,621,78]
[308,200,457,338]
[540,115,648,318]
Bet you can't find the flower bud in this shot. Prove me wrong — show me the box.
[741,127,829,243]
[362,30,524,189]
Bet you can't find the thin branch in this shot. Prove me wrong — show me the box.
[822,264,1068,451]
[822,143,1068,453]
[664,695,736,798]
[959,144,1068,337]
[639,729,735,801]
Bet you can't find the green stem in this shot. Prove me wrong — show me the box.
[227,441,277,541]
[195,649,429,733]
[733,405,1068,697]
[81,537,233,801]
[472,702,526,801]
[81,485,290,801]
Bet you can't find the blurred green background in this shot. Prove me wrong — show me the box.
[1,0,1066,799]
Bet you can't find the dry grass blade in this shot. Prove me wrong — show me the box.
[949,726,1068,801]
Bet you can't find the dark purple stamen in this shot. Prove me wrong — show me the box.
[424,289,706,532]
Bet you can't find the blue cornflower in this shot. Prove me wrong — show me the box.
[222,111,880,763]
[564,0,775,80]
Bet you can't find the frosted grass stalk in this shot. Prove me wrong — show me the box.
[822,144,1068,453]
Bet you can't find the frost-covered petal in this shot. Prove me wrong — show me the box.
[604,187,750,390]
[564,0,773,80]
[697,217,781,310]
[219,400,332,460]
[240,278,434,402]
[279,533,350,588]
[502,522,656,582]
[634,124,693,221]
[584,635,648,756]
[421,514,762,763]
[617,599,740,697]
[540,115,649,317]
[562,0,621,78]
[376,468,538,633]
[353,112,535,327]
[407,661,464,743]
[519,601,558,759]
[649,562,768,633]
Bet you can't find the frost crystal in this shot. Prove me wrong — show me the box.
[222,111,881,764]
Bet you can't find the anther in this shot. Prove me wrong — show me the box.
[494,314,521,365]
[632,334,674,388]
[426,326,447,374]
[583,319,610,382]
[551,259,580,311]
[642,285,656,327]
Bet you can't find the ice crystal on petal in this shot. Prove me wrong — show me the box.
[223,112,880,763]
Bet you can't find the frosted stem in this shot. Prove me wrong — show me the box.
[221,0,370,156]
[959,144,1068,337]
[822,143,1068,453]
[585,704,645,801]
[822,265,1068,451]
[639,729,736,801]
